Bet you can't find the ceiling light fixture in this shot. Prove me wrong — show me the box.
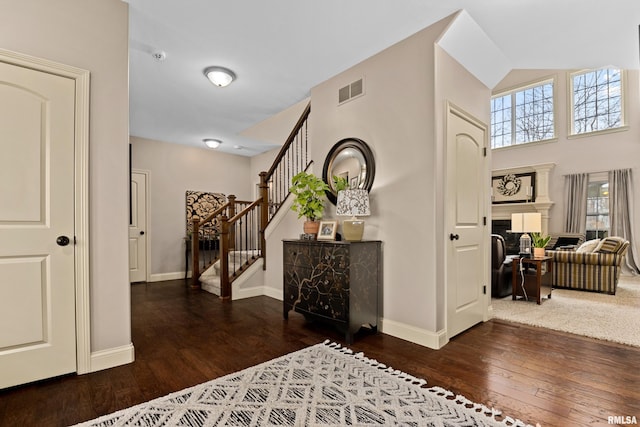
[203,138,222,149]
[203,66,236,87]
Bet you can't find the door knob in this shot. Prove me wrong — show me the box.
[56,236,70,246]
[449,233,460,241]
[140,231,145,235]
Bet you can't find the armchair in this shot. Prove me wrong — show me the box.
[491,234,513,298]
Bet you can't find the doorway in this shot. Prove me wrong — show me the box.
[129,170,148,283]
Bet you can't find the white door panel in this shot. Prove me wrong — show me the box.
[446,104,488,339]
[0,60,76,388]
[129,171,147,282]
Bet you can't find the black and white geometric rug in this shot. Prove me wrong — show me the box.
[75,341,534,426]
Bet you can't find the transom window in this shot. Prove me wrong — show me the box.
[491,80,555,149]
[570,68,623,135]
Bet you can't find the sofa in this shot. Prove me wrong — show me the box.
[546,236,629,294]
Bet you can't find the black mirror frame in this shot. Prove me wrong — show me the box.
[322,137,376,205]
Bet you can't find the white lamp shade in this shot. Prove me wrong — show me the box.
[336,189,370,217]
[510,212,541,233]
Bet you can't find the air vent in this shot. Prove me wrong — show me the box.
[338,78,364,104]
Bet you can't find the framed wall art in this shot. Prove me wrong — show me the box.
[317,220,338,240]
[491,172,536,204]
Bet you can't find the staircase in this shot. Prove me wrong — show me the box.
[190,103,311,299]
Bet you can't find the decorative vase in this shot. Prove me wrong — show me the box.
[303,220,320,236]
[533,247,545,258]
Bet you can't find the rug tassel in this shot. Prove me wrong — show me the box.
[321,342,535,427]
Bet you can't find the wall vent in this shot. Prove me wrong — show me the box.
[338,78,364,104]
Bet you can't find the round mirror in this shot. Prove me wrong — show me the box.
[322,138,375,205]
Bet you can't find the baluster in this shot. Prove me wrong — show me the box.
[191,216,200,289]
[219,214,230,300]
[260,172,268,268]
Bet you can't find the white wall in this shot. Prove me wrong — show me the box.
[434,46,492,330]
[491,69,640,256]
[131,136,254,279]
[1,0,131,354]
[251,13,492,348]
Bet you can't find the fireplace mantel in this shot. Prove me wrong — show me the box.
[491,163,555,234]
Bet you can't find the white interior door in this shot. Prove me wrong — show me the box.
[0,60,77,388]
[129,171,147,282]
[446,104,488,339]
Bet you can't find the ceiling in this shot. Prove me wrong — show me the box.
[127,0,640,157]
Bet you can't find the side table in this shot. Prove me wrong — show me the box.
[512,256,553,304]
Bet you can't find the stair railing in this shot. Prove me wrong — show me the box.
[192,102,311,298]
[259,103,311,270]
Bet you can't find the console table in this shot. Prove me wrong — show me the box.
[282,239,381,344]
[512,256,553,304]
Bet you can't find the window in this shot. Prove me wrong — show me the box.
[570,68,624,135]
[586,179,609,241]
[491,80,555,148]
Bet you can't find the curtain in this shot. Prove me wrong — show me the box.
[608,168,640,274]
[564,173,589,234]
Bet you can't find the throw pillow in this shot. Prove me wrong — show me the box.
[576,239,600,253]
[595,237,624,254]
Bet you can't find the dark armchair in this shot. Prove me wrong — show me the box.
[491,234,512,298]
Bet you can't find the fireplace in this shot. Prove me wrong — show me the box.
[492,219,522,255]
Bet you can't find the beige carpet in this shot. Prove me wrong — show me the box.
[491,275,640,347]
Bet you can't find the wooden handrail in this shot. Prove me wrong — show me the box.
[198,202,230,226]
[228,198,262,223]
[265,103,310,180]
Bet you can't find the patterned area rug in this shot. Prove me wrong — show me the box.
[492,275,640,347]
[74,341,533,426]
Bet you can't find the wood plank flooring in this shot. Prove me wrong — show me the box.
[1,279,638,426]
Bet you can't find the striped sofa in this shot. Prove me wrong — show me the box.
[547,237,629,295]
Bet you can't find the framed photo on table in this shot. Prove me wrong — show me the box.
[492,172,536,204]
[317,220,338,240]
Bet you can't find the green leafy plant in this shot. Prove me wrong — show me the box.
[289,171,329,221]
[531,232,551,248]
[332,175,349,192]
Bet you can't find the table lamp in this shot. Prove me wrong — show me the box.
[511,212,541,258]
[336,189,370,241]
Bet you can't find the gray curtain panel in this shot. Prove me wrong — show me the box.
[564,173,589,234]
[608,168,640,274]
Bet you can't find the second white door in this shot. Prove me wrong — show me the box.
[129,171,148,283]
[446,104,488,339]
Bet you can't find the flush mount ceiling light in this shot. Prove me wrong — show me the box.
[203,66,236,87]
[203,138,222,149]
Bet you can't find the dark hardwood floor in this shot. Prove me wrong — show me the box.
[1,279,638,426]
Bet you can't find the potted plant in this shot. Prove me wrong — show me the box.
[289,171,329,235]
[531,232,551,257]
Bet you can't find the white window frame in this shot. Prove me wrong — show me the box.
[585,172,610,241]
[490,76,557,149]
[568,68,627,138]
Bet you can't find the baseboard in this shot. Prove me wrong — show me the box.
[90,343,135,373]
[263,285,283,301]
[381,318,448,350]
[149,272,185,282]
[233,286,265,300]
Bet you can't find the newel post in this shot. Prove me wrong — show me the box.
[219,214,231,300]
[259,172,268,270]
[191,216,201,289]
[227,194,236,251]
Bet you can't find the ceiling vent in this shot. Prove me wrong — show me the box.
[338,78,364,104]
